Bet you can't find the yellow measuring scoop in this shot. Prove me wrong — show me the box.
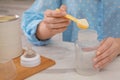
[56,9,89,29]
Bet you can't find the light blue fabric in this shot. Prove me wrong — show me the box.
[22,0,120,46]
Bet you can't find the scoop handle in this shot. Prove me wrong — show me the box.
[56,9,78,23]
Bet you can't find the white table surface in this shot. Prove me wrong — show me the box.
[22,36,120,80]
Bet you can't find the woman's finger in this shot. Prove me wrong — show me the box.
[53,27,67,33]
[44,17,69,24]
[45,9,66,17]
[99,38,107,47]
[60,5,67,11]
[45,21,70,29]
[96,37,114,56]
[94,52,117,69]
[94,43,115,63]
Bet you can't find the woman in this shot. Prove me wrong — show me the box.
[22,0,120,69]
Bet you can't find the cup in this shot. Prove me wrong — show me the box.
[75,29,99,76]
[0,15,23,62]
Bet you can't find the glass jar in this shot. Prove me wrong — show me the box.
[75,29,100,76]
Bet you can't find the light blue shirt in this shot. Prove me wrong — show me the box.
[22,0,120,46]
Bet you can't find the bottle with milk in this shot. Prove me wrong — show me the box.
[75,29,100,76]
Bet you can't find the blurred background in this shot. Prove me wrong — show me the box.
[0,0,34,18]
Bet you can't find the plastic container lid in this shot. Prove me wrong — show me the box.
[20,53,41,67]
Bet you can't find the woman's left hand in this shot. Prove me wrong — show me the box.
[94,37,120,69]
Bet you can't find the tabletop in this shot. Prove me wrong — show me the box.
[21,36,120,80]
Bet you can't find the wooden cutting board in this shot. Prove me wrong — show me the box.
[13,55,56,80]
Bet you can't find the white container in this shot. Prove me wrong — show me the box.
[0,15,22,62]
[20,53,41,67]
[75,29,100,76]
[20,48,41,67]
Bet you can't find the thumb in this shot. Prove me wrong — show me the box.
[60,5,67,11]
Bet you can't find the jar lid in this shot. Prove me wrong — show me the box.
[0,15,19,23]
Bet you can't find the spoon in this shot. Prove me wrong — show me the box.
[56,9,89,29]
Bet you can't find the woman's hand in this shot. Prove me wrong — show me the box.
[43,5,70,34]
[36,5,70,40]
[94,37,120,69]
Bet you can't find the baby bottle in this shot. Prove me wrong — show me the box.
[75,29,100,76]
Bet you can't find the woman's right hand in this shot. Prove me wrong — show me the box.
[43,5,70,34]
[36,5,70,40]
